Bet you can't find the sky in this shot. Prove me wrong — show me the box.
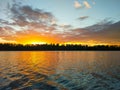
[0,0,120,45]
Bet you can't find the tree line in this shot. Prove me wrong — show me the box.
[0,43,120,51]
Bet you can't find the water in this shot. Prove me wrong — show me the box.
[0,51,120,90]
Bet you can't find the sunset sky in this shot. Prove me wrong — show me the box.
[0,0,120,45]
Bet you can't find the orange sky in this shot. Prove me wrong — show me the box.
[0,0,120,46]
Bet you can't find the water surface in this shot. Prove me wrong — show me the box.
[0,51,120,90]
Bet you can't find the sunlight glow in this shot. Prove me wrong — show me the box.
[30,41,46,45]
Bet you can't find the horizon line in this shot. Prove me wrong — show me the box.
[0,43,120,47]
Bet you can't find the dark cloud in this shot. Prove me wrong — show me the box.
[62,20,120,44]
[0,1,59,43]
[90,21,120,39]
[10,4,54,26]
[85,19,113,31]
[78,16,89,20]
[59,24,72,29]
[0,2,57,32]
[0,1,119,45]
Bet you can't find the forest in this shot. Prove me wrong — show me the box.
[0,43,120,51]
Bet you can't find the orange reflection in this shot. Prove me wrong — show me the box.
[0,51,120,80]
[18,51,59,75]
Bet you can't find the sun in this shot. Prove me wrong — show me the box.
[30,42,46,45]
[22,40,47,45]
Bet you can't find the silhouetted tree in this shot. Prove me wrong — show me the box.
[0,43,120,51]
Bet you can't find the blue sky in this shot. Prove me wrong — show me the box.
[23,0,120,28]
[23,0,120,26]
[0,0,120,45]
[0,0,120,28]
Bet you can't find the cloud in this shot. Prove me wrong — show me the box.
[60,24,72,29]
[87,21,120,44]
[83,1,91,8]
[51,19,57,25]
[10,4,54,26]
[78,16,89,20]
[6,2,57,31]
[0,37,16,43]
[85,19,113,31]
[0,2,61,43]
[74,0,82,8]
[63,20,120,45]
[0,1,119,45]
[0,26,17,43]
[0,26,15,36]
[74,0,94,9]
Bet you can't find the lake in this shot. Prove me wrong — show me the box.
[0,51,120,90]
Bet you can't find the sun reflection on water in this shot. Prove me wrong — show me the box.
[0,51,120,90]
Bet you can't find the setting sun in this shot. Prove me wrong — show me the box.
[30,41,46,45]
[0,0,120,89]
[0,0,120,46]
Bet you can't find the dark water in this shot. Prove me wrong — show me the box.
[0,51,120,90]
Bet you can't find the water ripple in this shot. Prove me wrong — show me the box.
[0,51,120,90]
